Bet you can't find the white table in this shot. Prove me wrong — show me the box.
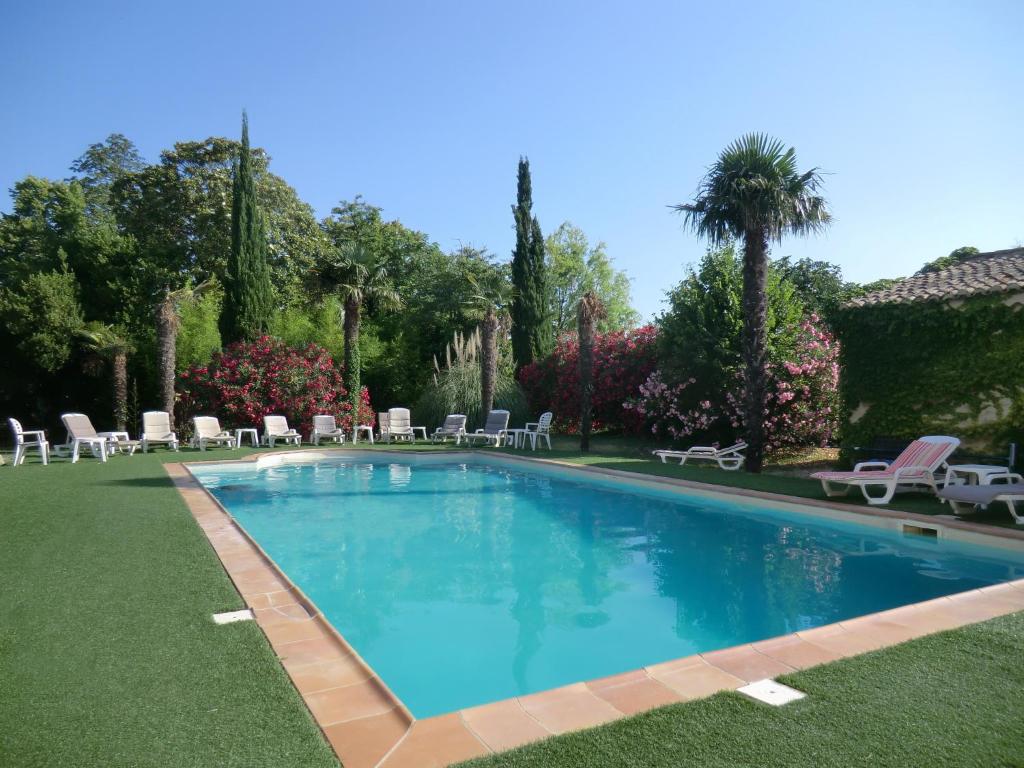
[506,428,529,449]
[235,428,259,449]
[944,464,1012,487]
[353,425,375,444]
[98,431,138,455]
[412,426,428,441]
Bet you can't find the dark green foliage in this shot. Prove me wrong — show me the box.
[917,245,979,275]
[0,261,84,372]
[657,244,804,407]
[510,157,551,368]
[774,255,863,324]
[834,296,1024,458]
[220,112,274,343]
[460,611,1024,768]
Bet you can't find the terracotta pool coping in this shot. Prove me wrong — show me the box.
[166,450,1024,768]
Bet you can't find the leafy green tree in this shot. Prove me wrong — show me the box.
[658,244,804,396]
[176,289,223,370]
[155,281,214,429]
[314,240,401,425]
[0,261,84,372]
[220,113,274,343]
[773,256,861,324]
[69,133,145,220]
[673,134,830,471]
[545,222,639,333]
[77,322,134,430]
[917,245,980,275]
[510,157,551,368]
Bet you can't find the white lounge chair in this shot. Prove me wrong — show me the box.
[939,474,1024,524]
[310,415,346,446]
[8,418,49,466]
[140,411,179,453]
[811,435,960,506]
[523,412,553,450]
[653,441,747,470]
[263,415,301,447]
[384,408,424,443]
[464,410,511,447]
[431,414,467,444]
[59,413,108,463]
[192,416,236,451]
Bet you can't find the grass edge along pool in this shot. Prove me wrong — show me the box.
[189,452,1024,717]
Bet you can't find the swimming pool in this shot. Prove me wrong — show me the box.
[191,453,1024,718]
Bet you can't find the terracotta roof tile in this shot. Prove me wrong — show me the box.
[847,248,1024,307]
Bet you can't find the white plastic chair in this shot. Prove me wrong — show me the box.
[8,418,49,466]
[263,415,301,447]
[523,412,553,450]
[140,411,179,453]
[310,415,346,446]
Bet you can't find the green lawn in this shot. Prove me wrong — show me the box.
[1,438,1020,767]
[459,611,1024,768]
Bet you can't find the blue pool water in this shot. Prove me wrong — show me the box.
[192,456,1024,717]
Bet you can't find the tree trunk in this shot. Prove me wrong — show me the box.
[155,292,178,430]
[343,295,361,433]
[741,228,770,472]
[578,296,597,453]
[112,350,128,432]
[480,307,498,420]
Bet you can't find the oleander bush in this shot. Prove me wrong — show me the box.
[178,336,373,436]
[518,324,658,434]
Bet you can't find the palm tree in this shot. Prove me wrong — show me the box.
[155,281,213,430]
[77,322,134,431]
[466,272,514,420]
[577,291,605,452]
[673,134,830,472]
[315,242,401,427]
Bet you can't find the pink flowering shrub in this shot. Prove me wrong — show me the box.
[518,325,658,434]
[178,336,374,436]
[625,317,839,451]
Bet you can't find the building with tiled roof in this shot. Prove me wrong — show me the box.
[847,247,1024,307]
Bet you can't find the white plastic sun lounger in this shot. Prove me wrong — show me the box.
[140,411,179,453]
[431,414,467,444]
[464,410,511,447]
[384,408,416,442]
[192,416,236,450]
[811,435,959,506]
[59,413,109,463]
[939,474,1024,525]
[8,418,49,466]
[263,415,301,447]
[653,441,747,470]
[310,415,346,446]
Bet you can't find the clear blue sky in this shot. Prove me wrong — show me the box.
[2,0,1021,320]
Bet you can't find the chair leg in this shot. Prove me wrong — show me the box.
[13,445,24,466]
[41,443,49,466]
[72,441,80,464]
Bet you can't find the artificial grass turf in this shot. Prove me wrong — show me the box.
[0,446,338,768]
[458,611,1024,768]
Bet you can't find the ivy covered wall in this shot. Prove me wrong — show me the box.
[834,293,1024,460]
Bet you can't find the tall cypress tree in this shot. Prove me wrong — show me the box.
[220,110,273,343]
[510,157,551,369]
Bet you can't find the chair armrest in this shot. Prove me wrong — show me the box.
[21,430,46,439]
[892,465,935,480]
[854,460,890,471]
[988,472,1024,484]
[687,446,719,455]
[525,422,538,429]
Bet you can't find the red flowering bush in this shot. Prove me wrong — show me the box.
[178,336,373,436]
[625,317,839,451]
[518,325,658,434]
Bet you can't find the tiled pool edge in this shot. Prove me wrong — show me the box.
[166,453,1024,768]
